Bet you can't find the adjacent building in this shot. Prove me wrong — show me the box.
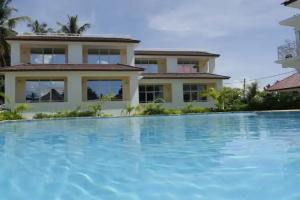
[0,33,229,115]
[270,0,300,92]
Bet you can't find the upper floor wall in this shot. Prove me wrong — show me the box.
[7,34,220,74]
[7,34,139,66]
[135,49,218,74]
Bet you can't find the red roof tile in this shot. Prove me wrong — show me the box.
[267,73,300,91]
[142,73,230,79]
[6,35,140,43]
[0,64,144,72]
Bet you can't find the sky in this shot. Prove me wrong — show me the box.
[12,0,298,88]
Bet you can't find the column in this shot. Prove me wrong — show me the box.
[68,43,83,64]
[166,57,177,72]
[4,73,16,109]
[129,75,139,106]
[127,44,136,66]
[10,42,21,66]
[208,58,215,73]
[68,73,82,109]
[171,80,183,107]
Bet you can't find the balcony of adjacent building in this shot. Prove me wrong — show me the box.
[276,40,300,68]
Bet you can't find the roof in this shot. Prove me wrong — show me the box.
[142,73,230,79]
[267,73,300,91]
[283,0,298,6]
[135,49,220,57]
[6,34,140,43]
[0,64,144,72]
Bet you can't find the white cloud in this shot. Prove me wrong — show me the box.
[148,0,291,38]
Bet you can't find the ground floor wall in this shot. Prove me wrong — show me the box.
[3,72,223,116]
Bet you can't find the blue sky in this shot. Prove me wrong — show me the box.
[13,0,297,88]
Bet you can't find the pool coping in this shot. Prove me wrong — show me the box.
[1,109,300,124]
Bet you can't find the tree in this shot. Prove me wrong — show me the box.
[57,15,90,34]
[0,0,30,66]
[245,82,259,103]
[201,87,246,111]
[27,20,53,33]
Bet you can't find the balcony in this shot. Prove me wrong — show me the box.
[276,41,300,68]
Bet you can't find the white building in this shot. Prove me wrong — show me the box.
[0,33,229,115]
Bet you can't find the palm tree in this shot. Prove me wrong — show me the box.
[27,20,53,33]
[245,82,259,103]
[57,15,90,34]
[0,0,30,66]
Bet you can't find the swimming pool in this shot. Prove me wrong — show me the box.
[0,112,300,200]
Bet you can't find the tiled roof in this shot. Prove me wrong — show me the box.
[267,73,300,91]
[0,64,144,72]
[283,0,298,6]
[135,49,220,57]
[6,35,140,43]
[142,73,230,79]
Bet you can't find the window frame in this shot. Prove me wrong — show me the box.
[183,84,207,102]
[87,49,121,64]
[139,84,164,103]
[25,79,65,103]
[30,48,66,64]
[86,79,123,101]
[135,59,159,73]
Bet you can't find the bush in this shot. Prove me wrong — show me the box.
[181,104,208,114]
[33,110,95,119]
[141,103,167,115]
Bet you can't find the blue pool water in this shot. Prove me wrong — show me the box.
[0,112,300,200]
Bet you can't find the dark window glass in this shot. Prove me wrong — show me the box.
[183,84,207,102]
[139,84,164,103]
[87,80,123,101]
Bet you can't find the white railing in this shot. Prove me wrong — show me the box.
[278,40,298,60]
[17,32,132,39]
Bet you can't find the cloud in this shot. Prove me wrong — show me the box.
[148,0,290,38]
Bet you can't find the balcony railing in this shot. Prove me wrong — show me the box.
[278,40,298,61]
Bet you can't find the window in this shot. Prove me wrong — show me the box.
[30,48,65,64]
[177,59,198,73]
[135,59,158,73]
[87,80,123,101]
[25,80,65,103]
[183,84,207,102]
[139,85,164,103]
[87,49,121,64]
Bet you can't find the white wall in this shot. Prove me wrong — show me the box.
[10,42,21,66]
[127,44,136,66]
[208,58,216,73]
[166,57,178,72]
[68,43,83,64]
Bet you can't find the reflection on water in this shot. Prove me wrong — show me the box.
[0,113,300,199]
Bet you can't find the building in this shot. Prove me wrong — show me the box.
[269,0,300,93]
[276,0,300,72]
[0,33,229,115]
[267,73,300,92]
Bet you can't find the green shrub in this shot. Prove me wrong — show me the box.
[33,110,94,119]
[181,104,207,114]
[141,103,167,115]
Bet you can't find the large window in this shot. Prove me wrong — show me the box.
[30,48,65,64]
[183,84,207,102]
[177,59,198,73]
[25,80,65,103]
[135,59,158,73]
[88,49,121,64]
[139,85,164,103]
[87,80,123,101]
